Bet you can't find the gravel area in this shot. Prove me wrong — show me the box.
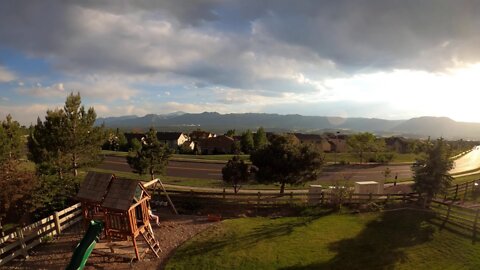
[3,211,218,270]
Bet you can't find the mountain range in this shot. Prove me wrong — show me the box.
[95,112,480,140]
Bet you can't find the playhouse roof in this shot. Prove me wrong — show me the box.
[77,172,150,211]
[76,172,114,203]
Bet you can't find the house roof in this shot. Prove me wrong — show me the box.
[76,172,114,203]
[198,135,234,149]
[157,132,184,141]
[102,178,144,211]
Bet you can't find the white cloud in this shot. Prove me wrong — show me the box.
[0,66,16,82]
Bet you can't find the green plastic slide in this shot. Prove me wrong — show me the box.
[66,220,104,270]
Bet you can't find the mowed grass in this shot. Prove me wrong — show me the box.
[166,210,480,270]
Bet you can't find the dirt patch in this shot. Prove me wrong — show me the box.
[3,210,217,270]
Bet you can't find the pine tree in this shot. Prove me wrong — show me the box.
[28,93,105,177]
[413,138,454,204]
[240,129,254,154]
[127,128,171,179]
[253,127,268,150]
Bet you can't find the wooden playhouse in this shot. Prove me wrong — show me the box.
[76,172,161,260]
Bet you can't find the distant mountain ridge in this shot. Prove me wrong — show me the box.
[95,113,480,140]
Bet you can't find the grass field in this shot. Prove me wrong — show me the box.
[166,210,480,270]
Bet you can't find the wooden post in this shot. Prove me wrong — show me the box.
[257,192,261,207]
[402,193,406,205]
[369,193,373,201]
[321,192,324,205]
[223,188,226,200]
[454,184,459,200]
[290,192,294,205]
[474,209,480,241]
[386,194,390,204]
[16,227,28,257]
[54,211,62,235]
[157,179,178,215]
[132,236,140,261]
[464,182,469,202]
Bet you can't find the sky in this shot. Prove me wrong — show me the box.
[2,0,480,125]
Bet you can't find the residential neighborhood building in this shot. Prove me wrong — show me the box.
[190,130,215,141]
[156,132,190,149]
[293,133,332,152]
[197,135,235,154]
[385,137,409,153]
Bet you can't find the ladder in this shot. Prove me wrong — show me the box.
[140,227,162,258]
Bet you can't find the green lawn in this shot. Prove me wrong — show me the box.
[166,210,480,270]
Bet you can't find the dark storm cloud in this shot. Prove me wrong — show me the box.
[2,0,480,95]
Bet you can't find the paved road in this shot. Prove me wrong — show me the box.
[98,155,224,180]
[98,155,412,182]
[451,147,480,174]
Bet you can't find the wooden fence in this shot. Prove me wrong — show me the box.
[430,199,480,239]
[0,203,82,266]
[444,180,479,202]
[161,189,420,208]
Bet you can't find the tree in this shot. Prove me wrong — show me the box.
[225,129,236,137]
[28,93,105,177]
[412,138,453,204]
[0,115,37,222]
[347,132,377,163]
[251,134,324,194]
[127,128,171,179]
[240,129,254,154]
[253,127,268,150]
[222,155,250,193]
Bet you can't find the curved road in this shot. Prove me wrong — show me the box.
[98,155,412,183]
[451,147,480,174]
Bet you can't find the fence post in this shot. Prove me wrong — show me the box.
[54,211,62,235]
[454,184,459,200]
[290,192,294,205]
[474,209,480,241]
[386,194,390,204]
[223,188,226,200]
[321,192,324,205]
[464,182,469,202]
[402,193,406,205]
[16,227,28,258]
[257,192,261,207]
[369,193,373,201]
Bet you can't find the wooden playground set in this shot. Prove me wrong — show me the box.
[68,172,177,269]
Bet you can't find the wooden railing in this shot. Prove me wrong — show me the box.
[0,203,83,266]
[430,199,480,237]
[162,189,419,207]
[444,180,479,201]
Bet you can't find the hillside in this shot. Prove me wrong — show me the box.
[96,113,480,139]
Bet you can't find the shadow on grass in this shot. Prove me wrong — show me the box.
[170,209,335,261]
[282,210,435,270]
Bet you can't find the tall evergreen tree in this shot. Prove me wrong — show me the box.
[240,129,254,154]
[28,93,105,177]
[127,128,171,179]
[413,138,454,204]
[253,127,268,150]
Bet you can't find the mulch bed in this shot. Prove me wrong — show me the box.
[3,210,218,270]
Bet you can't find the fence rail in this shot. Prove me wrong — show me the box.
[0,203,83,266]
[444,180,479,201]
[161,189,419,207]
[430,199,480,238]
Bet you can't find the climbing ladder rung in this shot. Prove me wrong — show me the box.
[140,229,161,258]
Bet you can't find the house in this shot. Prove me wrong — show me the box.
[293,133,332,152]
[385,137,409,153]
[124,133,145,145]
[327,134,348,153]
[190,130,214,141]
[197,135,235,154]
[156,132,190,149]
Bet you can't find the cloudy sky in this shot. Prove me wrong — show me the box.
[2,0,480,124]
